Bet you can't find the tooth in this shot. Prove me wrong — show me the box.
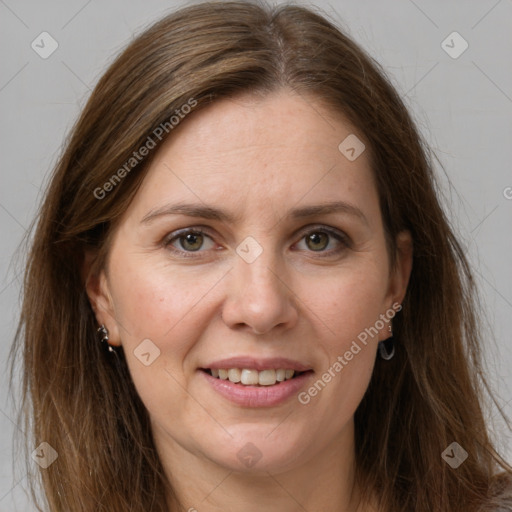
[212,367,298,384]
[240,369,259,385]
[258,369,277,386]
[275,369,286,382]
[227,368,241,383]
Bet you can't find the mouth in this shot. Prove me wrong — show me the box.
[199,367,315,407]
[200,367,312,387]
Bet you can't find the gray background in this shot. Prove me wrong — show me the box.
[1,0,511,509]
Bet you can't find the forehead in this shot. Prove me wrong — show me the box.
[123,89,380,226]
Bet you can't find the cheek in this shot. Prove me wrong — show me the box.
[108,254,225,344]
[299,260,387,405]
[107,256,223,419]
[298,269,385,435]
[313,261,389,346]
[106,254,232,407]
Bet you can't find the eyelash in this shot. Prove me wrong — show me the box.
[162,225,350,259]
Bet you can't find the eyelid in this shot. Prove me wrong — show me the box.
[162,226,215,250]
[295,224,351,245]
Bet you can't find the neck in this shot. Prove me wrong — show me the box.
[154,419,370,512]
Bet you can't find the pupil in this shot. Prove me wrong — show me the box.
[182,233,202,251]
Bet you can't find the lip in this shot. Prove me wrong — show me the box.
[202,356,312,372]
[199,369,315,407]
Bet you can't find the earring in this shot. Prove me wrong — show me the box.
[97,325,115,353]
[378,324,395,360]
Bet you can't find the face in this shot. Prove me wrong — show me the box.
[87,89,412,476]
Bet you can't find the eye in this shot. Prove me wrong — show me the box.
[163,226,349,259]
[164,228,216,256]
[294,227,349,256]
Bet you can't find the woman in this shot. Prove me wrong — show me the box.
[10,1,512,510]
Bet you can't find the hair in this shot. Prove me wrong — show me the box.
[9,0,512,510]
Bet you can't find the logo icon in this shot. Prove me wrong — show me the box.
[441,32,468,59]
[236,236,263,264]
[31,442,58,469]
[442,442,468,468]
[31,32,59,59]
[338,134,366,161]
[236,442,263,468]
[134,338,161,366]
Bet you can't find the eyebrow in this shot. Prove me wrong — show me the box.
[141,200,369,226]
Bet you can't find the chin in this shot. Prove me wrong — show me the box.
[203,425,310,474]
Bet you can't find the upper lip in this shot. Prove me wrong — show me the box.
[201,356,313,372]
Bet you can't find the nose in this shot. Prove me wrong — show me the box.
[221,249,299,335]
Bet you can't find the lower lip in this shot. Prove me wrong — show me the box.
[200,370,314,407]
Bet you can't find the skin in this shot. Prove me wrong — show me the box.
[86,88,412,512]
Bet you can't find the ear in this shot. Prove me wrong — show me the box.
[83,251,122,346]
[388,230,413,306]
[378,230,413,341]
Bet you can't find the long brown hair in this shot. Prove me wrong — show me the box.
[10,1,512,510]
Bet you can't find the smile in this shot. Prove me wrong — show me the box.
[199,368,314,407]
[205,367,299,386]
